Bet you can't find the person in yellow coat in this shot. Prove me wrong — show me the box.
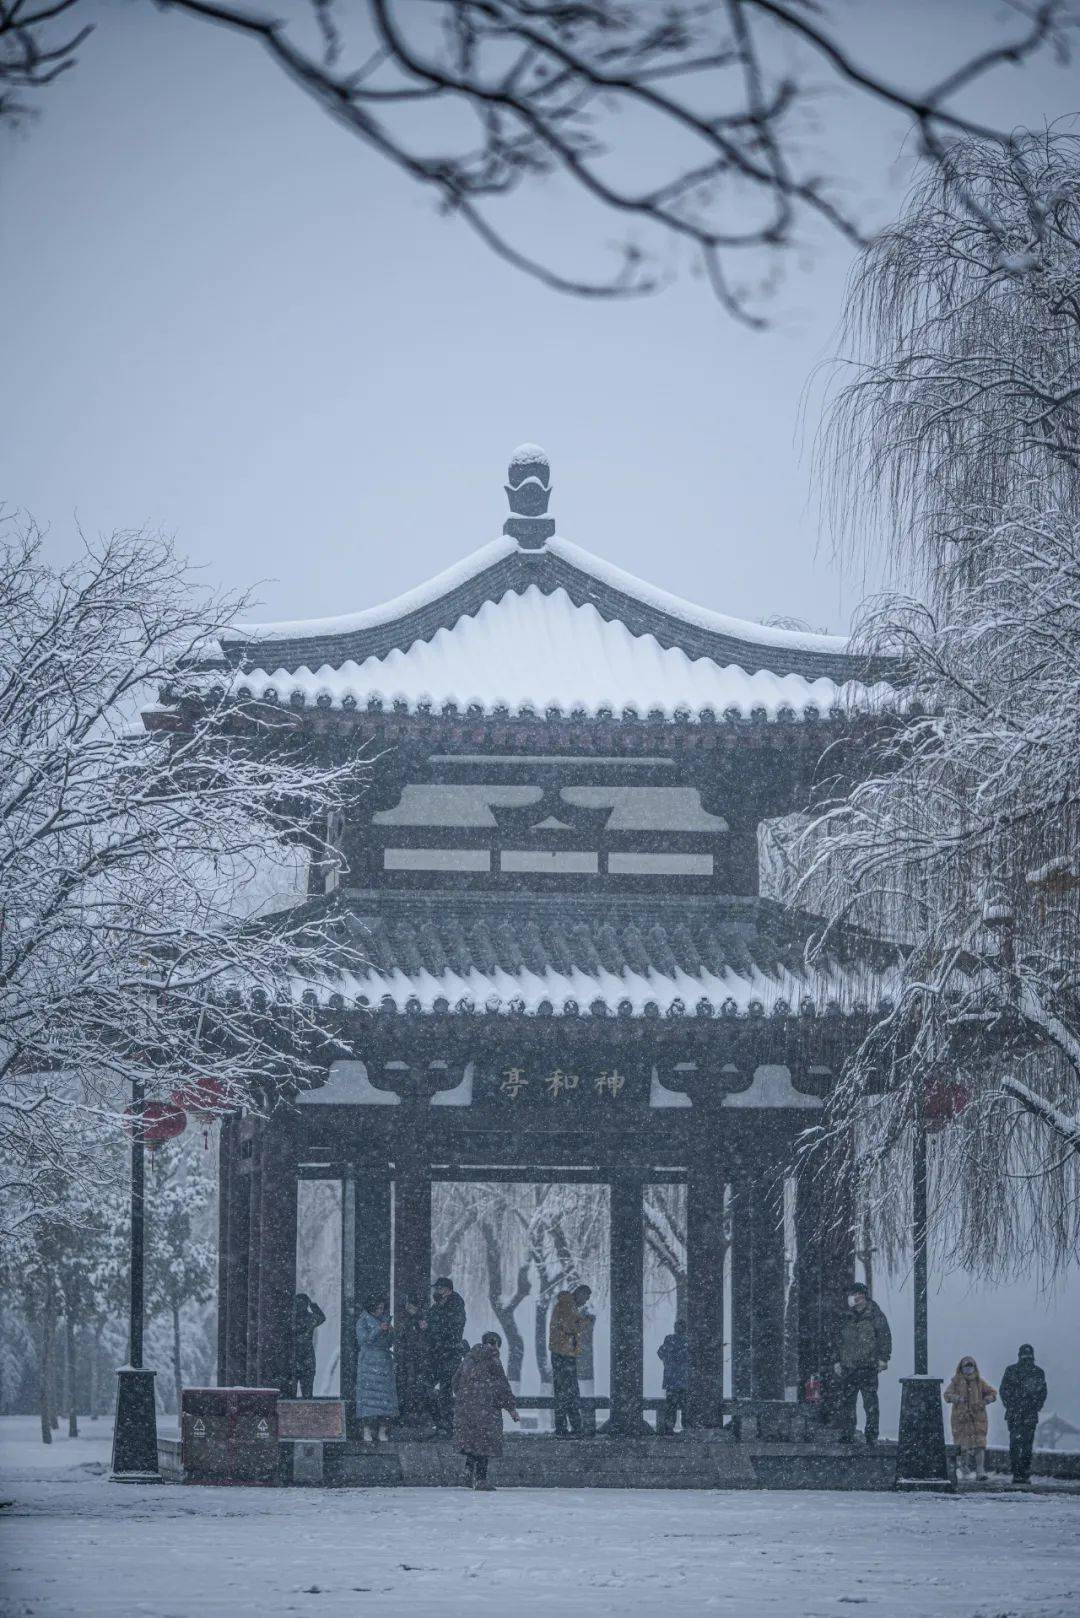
[944,1356,997,1481]
[548,1284,592,1436]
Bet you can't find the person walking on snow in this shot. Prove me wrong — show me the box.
[428,1276,467,1438]
[355,1297,398,1443]
[999,1343,1047,1485]
[453,1330,520,1490]
[657,1319,690,1435]
[944,1356,997,1480]
[834,1282,891,1446]
[548,1283,592,1436]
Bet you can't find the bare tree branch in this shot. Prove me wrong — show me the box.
[5,1,1073,320]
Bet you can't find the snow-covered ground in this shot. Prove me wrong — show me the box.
[3,1422,1079,1618]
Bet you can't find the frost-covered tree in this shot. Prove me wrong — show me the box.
[803,133,1080,1277]
[0,518,368,1233]
[1,1,1070,320]
[145,1158,216,1416]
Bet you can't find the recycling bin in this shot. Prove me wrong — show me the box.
[181,1387,280,1483]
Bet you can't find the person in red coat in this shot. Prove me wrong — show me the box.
[452,1332,520,1491]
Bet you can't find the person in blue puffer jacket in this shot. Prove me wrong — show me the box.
[657,1319,690,1434]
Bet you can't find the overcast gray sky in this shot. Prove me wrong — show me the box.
[4,0,1078,634]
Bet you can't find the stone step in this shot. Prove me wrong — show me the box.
[296,1437,898,1491]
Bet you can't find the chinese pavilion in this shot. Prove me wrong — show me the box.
[213,446,897,1434]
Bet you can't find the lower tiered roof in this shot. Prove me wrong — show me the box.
[287,893,899,1021]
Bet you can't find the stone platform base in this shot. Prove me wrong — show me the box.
[321,1435,898,1491]
[158,1433,1079,1491]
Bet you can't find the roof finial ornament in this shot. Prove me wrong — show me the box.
[504,443,555,549]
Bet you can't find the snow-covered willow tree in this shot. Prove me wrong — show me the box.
[0,518,369,1233]
[803,133,1080,1277]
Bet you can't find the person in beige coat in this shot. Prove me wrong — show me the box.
[944,1356,997,1480]
[548,1285,592,1436]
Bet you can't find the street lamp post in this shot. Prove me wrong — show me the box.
[895,1085,952,1490]
[110,1077,161,1481]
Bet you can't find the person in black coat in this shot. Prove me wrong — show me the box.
[428,1276,467,1437]
[999,1343,1048,1484]
[396,1296,435,1432]
[292,1293,327,1399]
[834,1282,892,1445]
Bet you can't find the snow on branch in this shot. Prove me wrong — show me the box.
[801,132,1080,1279]
[0,516,370,1231]
[1001,1076,1080,1157]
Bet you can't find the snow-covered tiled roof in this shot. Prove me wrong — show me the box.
[213,449,894,722]
[230,582,886,723]
[281,896,900,1019]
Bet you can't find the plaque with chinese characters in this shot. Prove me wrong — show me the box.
[475,1062,646,1111]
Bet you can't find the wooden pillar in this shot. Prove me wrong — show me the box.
[729,1173,753,1398]
[686,1141,725,1427]
[345,1163,392,1416]
[749,1159,785,1401]
[393,1145,431,1327]
[255,1112,298,1395]
[216,1117,232,1385]
[224,1172,251,1386]
[608,1170,645,1435]
[819,1135,856,1399]
[245,1126,264,1386]
[217,1115,252,1387]
[795,1164,824,1391]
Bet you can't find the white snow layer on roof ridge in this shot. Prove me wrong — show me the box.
[222,536,517,642]
[231,585,884,718]
[545,537,850,654]
[221,531,850,655]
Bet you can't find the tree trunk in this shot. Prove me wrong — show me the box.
[38,1289,55,1444]
[66,1312,78,1438]
[49,1315,60,1431]
[172,1301,183,1421]
[89,1327,102,1420]
[534,1298,552,1387]
[480,1221,530,1383]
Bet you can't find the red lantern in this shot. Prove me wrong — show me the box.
[923,1080,970,1133]
[170,1078,230,1147]
[123,1100,187,1151]
[170,1077,229,1119]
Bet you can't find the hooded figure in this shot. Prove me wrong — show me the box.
[452,1332,519,1490]
[944,1356,997,1478]
[999,1344,1047,1485]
